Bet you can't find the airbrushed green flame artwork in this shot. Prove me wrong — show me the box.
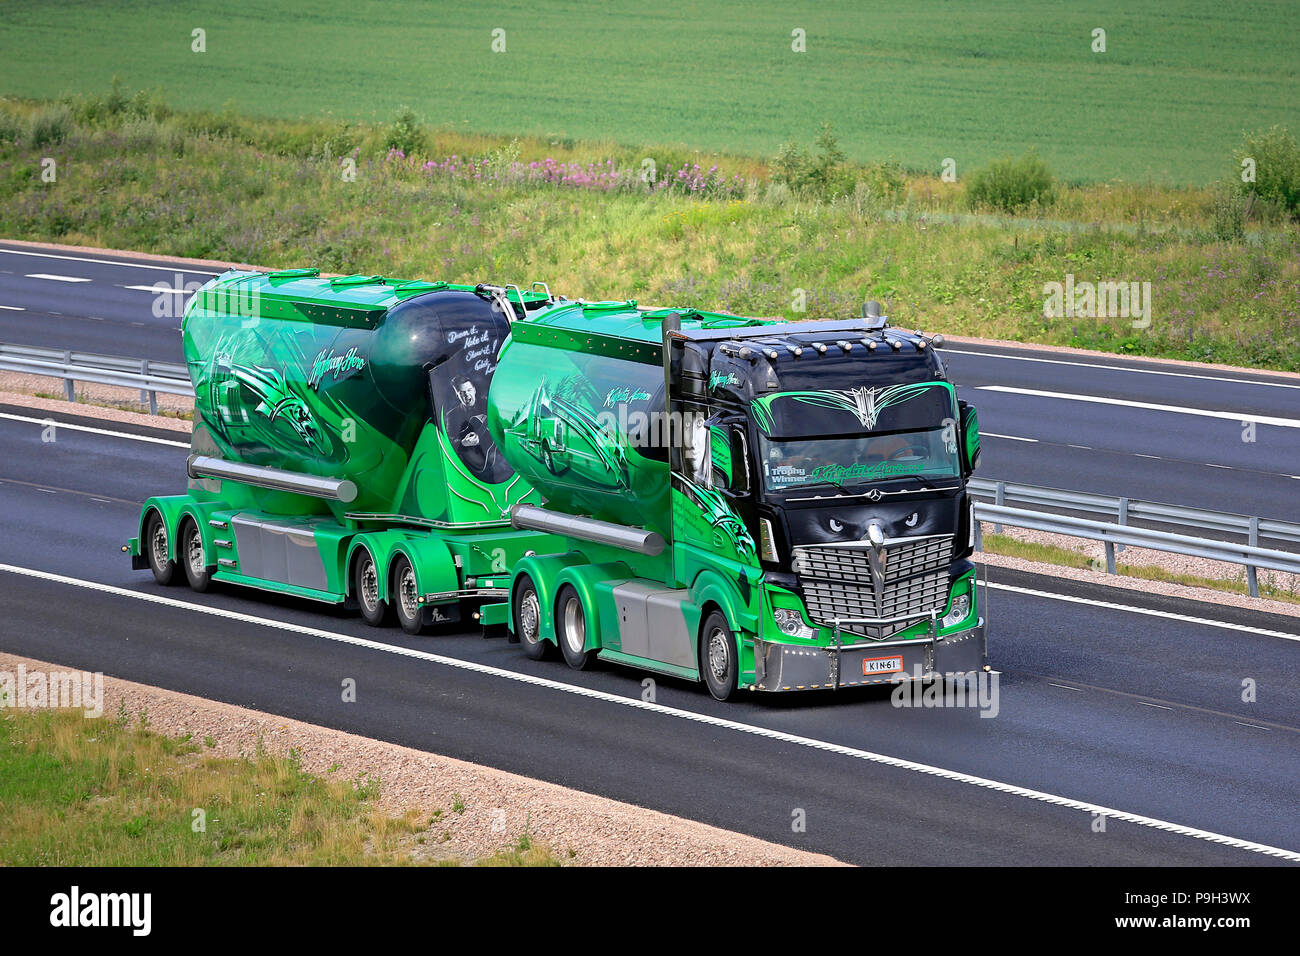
[128,270,557,635]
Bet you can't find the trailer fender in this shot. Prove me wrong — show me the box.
[509,552,587,642]
[346,533,401,601]
[392,535,461,605]
[138,496,221,563]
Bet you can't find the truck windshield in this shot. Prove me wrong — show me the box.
[759,427,959,493]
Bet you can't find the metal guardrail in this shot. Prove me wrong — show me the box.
[971,478,1300,597]
[2,341,1295,598]
[0,342,192,414]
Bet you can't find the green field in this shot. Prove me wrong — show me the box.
[1,0,1297,183]
[2,98,1296,371]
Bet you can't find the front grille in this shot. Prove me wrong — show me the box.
[793,535,952,640]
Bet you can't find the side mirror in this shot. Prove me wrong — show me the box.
[710,424,749,493]
[959,401,981,477]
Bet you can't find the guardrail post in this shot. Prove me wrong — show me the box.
[1247,516,1260,598]
[62,350,75,402]
[138,359,149,408]
[1116,497,1129,553]
[993,482,1004,535]
[974,519,983,553]
[1104,540,1116,575]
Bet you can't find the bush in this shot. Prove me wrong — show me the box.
[772,123,857,199]
[1237,126,1300,219]
[1209,180,1247,240]
[966,151,1056,212]
[384,108,424,156]
[0,107,23,144]
[29,105,72,147]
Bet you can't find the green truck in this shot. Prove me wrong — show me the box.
[489,300,987,700]
[126,269,559,634]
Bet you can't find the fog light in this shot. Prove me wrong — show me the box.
[942,593,971,629]
[773,608,817,639]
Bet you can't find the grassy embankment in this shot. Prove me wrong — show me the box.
[0,705,557,866]
[1,94,1296,371]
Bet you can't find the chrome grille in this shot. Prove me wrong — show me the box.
[793,535,952,640]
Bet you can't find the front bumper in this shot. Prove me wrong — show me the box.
[752,619,986,692]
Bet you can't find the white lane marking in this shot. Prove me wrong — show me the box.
[24,273,92,283]
[978,386,1300,429]
[2,248,221,276]
[1048,682,1082,691]
[1235,722,1270,731]
[986,581,1300,643]
[0,305,25,311]
[947,348,1300,392]
[982,432,1037,443]
[122,284,188,293]
[1,562,1297,863]
[0,412,189,448]
[1139,702,1173,711]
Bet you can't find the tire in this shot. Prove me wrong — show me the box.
[513,576,550,660]
[555,585,595,670]
[391,555,424,636]
[144,510,177,586]
[354,549,391,627]
[179,518,214,593]
[541,441,555,473]
[700,610,738,701]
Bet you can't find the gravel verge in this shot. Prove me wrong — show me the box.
[0,651,843,867]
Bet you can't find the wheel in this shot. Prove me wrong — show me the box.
[513,576,550,660]
[179,518,213,592]
[541,441,555,472]
[555,585,595,670]
[354,549,391,627]
[144,510,177,586]
[391,555,424,636]
[700,610,738,701]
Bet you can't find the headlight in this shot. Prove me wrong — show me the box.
[773,607,818,639]
[941,592,971,629]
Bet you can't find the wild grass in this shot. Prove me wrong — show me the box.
[0,706,560,865]
[981,533,1300,605]
[1,95,1297,371]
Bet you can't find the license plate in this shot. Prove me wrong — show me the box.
[862,655,904,676]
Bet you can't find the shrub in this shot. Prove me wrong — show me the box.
[1237,126,1300,219]
[772,123,857,199]
[0,107,23,144]
[966,151,1056,212]
[384,108,424,156]
[1209,180,1247,240]
[29,105,72,147]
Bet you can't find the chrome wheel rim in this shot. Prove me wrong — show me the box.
[562,597,585,654]
[707,627,729,681]
[150,520,168,569]
[186,526,204,575]
[518,591,540,644]
[360,557,378,613]
[399,565,419,621]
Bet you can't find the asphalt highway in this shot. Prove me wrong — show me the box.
[3,240,1297,522]
[0,406,1296,865]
